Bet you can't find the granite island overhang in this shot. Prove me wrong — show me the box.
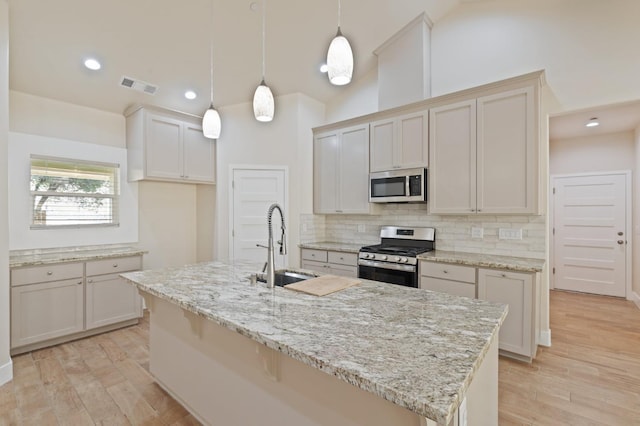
[121,260,507,425]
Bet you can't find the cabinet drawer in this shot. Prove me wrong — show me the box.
[301,260,328,274]
[420,262,476,283]
[301,249,328,263]
[11,262,84,287]
[86,256,142,276]
[328,264,358,278]
[327,251,358,266]
[420,276,476,299]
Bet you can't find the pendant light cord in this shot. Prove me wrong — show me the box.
[210,0,214,105]
[261,0,266,80]
[337,0,341,29]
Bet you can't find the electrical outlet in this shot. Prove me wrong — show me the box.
[357,224,366,233]
[499,228,523,240]
[471,227,483,239]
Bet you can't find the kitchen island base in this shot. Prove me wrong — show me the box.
[143,292,498,426]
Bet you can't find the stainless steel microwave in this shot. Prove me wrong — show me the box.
[369,168,427,203]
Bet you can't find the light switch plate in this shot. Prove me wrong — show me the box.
[471,227,483,238]
[499,228,523,240]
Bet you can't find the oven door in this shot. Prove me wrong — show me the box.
[358,259,418,288]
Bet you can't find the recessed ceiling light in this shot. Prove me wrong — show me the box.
[184,90,197,100]
[84,58,101,71]
[585,117,600,127]
[320,64,328,73]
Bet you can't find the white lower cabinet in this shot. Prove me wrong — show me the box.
[85,256,143,330]
[10,255,143,354]
[300,249,358,278]
[419,261,537,361]
[477,268,535,359]
[419,262,476,299]
[11,277,84,348]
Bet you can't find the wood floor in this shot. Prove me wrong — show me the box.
[1,290,639,425]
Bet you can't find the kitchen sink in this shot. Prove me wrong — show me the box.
[253,270,317,287]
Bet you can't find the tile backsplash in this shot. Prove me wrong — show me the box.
[301,204,546,259]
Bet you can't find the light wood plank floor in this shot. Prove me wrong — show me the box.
[1,290,639,425]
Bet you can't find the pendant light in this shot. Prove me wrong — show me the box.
[326,0,353,86]
[202,0,221,139]
[253,0,274,122]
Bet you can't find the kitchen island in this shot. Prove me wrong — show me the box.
[121,260,507,426]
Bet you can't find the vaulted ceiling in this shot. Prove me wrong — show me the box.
[8,0,461,116]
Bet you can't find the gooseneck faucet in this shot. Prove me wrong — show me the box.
[266,203,287,288]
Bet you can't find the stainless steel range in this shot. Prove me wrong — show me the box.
[358,226,435,288]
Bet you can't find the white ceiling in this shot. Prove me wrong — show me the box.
[549,101,640,141]
[7,0,459,116]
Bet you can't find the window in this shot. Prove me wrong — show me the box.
[30,156,120,228]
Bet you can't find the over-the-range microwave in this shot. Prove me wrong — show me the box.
[369,168,427,203]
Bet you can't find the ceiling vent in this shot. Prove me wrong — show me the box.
[119,76,158,95]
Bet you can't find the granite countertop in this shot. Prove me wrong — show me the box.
[10,244,147,268]
[418,250,545,273]
[299,241,364,253]
[121,260,507,425]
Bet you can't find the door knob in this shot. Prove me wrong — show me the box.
[617,240,624,245]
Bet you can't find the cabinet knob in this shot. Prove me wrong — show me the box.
[47,271,53,276]
[443,270,448,274]
[113,263,118,268]
[618,231,624,236]
[87,279,93,283]
[78,281,83,285]
[617,240,624,245]
[501,273,507,278]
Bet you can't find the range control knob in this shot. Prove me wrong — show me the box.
[400,257,408,263]
[364,253,372,259]
[381,255,388,261]
[395,257,401,262]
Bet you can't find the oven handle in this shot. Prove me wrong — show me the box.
[358,259,416,272]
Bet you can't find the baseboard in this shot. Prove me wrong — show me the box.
[0,358,13,386]
[538,329,551,347]
[630,291,640,309]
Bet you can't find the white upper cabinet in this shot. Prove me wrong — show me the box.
[429,84,539,215]
[370,111,428,172]
[429,99,477,214]
[126,106,216,184]
[314,124,373,214]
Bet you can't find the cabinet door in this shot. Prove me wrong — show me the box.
[313,132,339,214]
[370,119,395,172]
[338,125,370,214]
[477,268,533,358]
[429,100,477,214]
[301,260,327,274]
[477,87,537,214]
[328,263,358,278]
[11,278,84,348]
[397,111,428,170]
[146,113,183,180]
[183,123,216,183]
[86,273,142,330]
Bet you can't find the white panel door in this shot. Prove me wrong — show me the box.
[231,169,286,266]
[553,173,627,297]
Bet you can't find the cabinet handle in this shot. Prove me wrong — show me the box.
[78,281,83,285]
[443,270,448,274]
[470,209,475,212]
[336,210,343,213]
[501,273,507,278]
[477,209,482,212]
[87,279,94,283]
[47,271,53,276]
[113,263,118,268]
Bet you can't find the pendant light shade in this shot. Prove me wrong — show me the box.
[203,104,222,138]
[253,0,275,122]
[203,0,221,139]
[253,80,274,122]
[327,28,353,86]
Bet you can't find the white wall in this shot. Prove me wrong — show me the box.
[214,93,325,267]
[0,0,12,386]
[10,91,125,148]
[7,132,139,249]
[138,181,197,270]
[326,68,378,123]
[550,131,635,175]
[431,0,640,113]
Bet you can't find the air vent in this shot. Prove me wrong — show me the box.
[119,76,158,95]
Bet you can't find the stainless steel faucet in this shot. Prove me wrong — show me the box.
[265,203,286,288]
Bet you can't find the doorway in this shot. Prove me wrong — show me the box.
[229,167,287,266]
[551,171,631,298]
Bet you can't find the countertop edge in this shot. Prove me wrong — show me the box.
[10,248,148,268]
